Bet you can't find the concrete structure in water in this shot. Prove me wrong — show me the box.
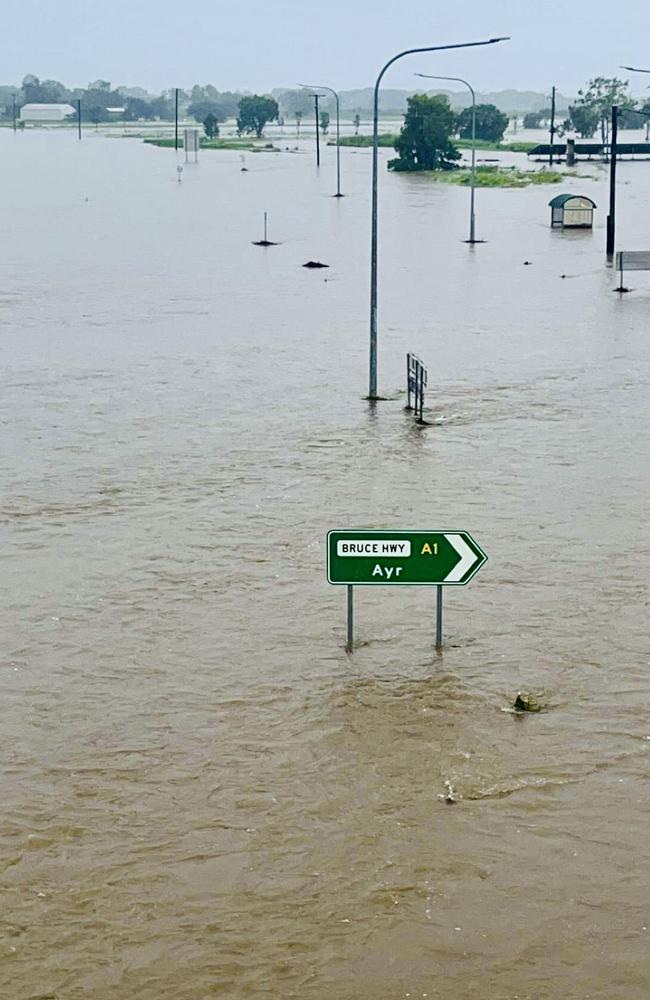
[549,194,596,229]
[20,103,76,122]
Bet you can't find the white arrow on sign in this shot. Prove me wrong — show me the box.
[444,533,479,582]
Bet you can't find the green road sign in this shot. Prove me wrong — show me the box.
[327,530,487,586]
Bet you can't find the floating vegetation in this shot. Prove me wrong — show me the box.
[431,166,568,188]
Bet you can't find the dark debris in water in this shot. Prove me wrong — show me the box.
[513,691,543,713]
[302,260,329,268]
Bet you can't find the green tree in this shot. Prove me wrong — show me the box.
[148,95,173,120]
[522,110,550,129]
[320,111,330,134]
[276,89,313,117]
[21,74,71,104]
[123,97,153,121]
[619,105,646,128]
[563,102,599,138]
[203,112,219,139]
[389,94,460,172]
[571,77,635,144]
[236,95,279,138]
[188,98,225,124]
[643,100,650,141]
[456,103,509,142]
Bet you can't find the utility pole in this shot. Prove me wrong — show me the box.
[606,105,618,260]
[174,88,179,152]
[300,84,343,195]
[549,85,556,166]
[77,100,82,140]
[12,94,17,133]
[312,93,321,166]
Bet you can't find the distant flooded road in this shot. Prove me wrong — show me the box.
[1,129,649,999]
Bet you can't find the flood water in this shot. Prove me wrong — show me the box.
[1,128,649,999]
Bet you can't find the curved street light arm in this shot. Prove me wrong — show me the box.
[414,72,478,243]
[368,36,509,398]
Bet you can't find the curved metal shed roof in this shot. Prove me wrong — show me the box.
[549,193,597,208]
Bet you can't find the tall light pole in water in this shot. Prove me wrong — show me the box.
[301,84,343,196]
[367,36,510,401]
[311,93,322,166]
[415,72,480,243]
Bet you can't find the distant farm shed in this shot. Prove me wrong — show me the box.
[549,193,596,229]
[20,103,76,122]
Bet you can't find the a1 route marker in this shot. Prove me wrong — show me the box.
[327,530,487,651]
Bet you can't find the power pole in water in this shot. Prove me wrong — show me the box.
[12,94,17,133]
[312,94,321,166]
[549,85,556,165]
[606,105,618,260]
[175,89,179,152]
[77,100,82,140]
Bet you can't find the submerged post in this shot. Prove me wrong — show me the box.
[606,105,618,260]
[549,85,556,166]
[406,353,412,410]
[346,585,354,652]
[435,585,443,649]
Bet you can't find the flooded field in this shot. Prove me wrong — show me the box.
[1,128,649,999]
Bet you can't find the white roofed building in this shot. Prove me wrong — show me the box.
[20,103,76,122]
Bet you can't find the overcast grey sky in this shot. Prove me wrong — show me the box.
[3,0,649,95]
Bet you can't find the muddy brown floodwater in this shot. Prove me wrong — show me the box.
[1,129,649,999]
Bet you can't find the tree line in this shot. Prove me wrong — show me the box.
[523,78,650,141]
[1,75,175,122]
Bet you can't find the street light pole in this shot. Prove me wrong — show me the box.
[367,36,509,400]
[301,84,343,196]
[606,105,619,260]
[312,94,322,166]
[415,73,479,243]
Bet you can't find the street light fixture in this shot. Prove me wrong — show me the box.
[301,84,343,196]
[367,36,510,401]
[415,72,481,243]
[620,66,650,138]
